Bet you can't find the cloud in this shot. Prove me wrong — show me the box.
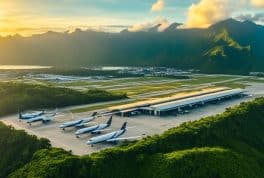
[151,0,165,12]
[251,0,264,7]
[128,17,170,32]
[157,18,170,31]
[128,21,153,32]
[185,0,231,28]
[236,12,264,23]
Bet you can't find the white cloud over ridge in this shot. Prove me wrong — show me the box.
[185,0,231,28]
[151,0,165,12]
[183,0,263,28]
[128,17,170,32]
[251,0,264,7]
[236,12,264,23]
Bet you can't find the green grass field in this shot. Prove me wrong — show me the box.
[108,76,239,96]
[34,75,241,96]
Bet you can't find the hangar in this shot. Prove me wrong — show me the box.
[109,87,228,112]
[146,88,245,116]
[112,88,245,117]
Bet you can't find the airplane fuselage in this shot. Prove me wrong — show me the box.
[26,114,55,125]
[75,123,108,136]
[20,111,44,120]
[60,116,96,130]
[59,120,84,129]
[87,129,126,145]
[27,117,45,124]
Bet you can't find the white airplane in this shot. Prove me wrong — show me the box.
[26,113,56,126]
[19,110,45,120]
[59,112,97,130]
[75,116,112,138]
[26,109,59,126]
[86,122,140,146]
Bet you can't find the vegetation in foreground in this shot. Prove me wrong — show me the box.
[0,97,263,177]
[0,82,127,116]
[0,122,50,178]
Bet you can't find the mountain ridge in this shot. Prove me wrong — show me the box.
[0,18,263,74]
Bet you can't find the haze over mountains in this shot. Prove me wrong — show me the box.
[0,19,263,74]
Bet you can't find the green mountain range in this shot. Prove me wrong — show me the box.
[0,18,263,74]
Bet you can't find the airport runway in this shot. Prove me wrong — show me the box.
[0,82,263,156]
[61,76,249,112]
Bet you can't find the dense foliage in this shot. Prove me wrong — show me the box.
[7,97,264,178]
[0,122,50,178]
[0,82,127,116]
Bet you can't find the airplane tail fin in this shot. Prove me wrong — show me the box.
[91,112,98,117]
[70,112,74,120]
[19,112,22,119]
[18,108,23,119]
[120,122,127,130]
[107,116,113,126]
[53,108,58,115]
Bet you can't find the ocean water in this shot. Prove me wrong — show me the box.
[0,65,51,70]
[101,66,129,71]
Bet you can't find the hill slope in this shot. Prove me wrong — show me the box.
[8,97,264,178]
[202,29,252,73]
[205,29,251,58]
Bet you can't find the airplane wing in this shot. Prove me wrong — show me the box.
[26,110,43,113]
[75,121,96,128]
[91,128,112,134]
[44,117,55,121]
[41,114,56,120]
[106,136,141,142]
[53,114,66,118]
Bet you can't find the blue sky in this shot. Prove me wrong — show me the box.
[0,0,263,36]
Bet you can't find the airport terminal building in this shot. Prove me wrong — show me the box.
[108,88,246,117]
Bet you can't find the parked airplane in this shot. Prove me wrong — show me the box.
[59,112,97,130]
[26,113,56,126]
[75,116,112,138]
[26,109,59,126]
[86,122,140,146]
[19,110,44,120]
